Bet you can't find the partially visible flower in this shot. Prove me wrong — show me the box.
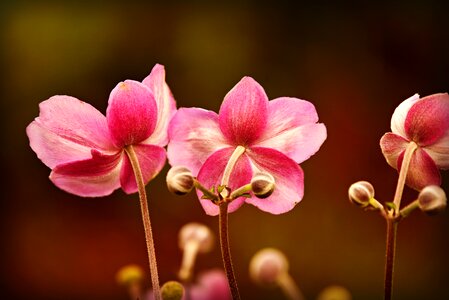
[249,248,289,285]
[380,93,449,190]
[348,181,375,206]
[26,64,176,196]
[161,281,184,300]
[317,285,352,300]
[417,185,447,215]
[167,77,326,215]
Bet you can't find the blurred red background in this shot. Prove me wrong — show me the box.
[1,1,448,299]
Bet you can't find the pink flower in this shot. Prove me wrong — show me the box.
[380,93,449,190]
[167,77,326,215]
[26,64,176,196]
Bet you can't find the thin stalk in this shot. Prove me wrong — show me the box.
[124,145,161,300]
[276,272,304,300]
[384,219,397,300]
[219,202,241,300]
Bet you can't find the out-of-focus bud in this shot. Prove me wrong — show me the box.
[348,181,375,206]
[251,172,275,199]
[161,281,184,300]
[178,223,214,281]
[249,248,289,285]
[316,285,352,300]
[418,185,447,215]
[167,166,194,195]
[116,264,144,300]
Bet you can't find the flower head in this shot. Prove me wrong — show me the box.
[26,64,176,196]
[380,93,449,190]
[167,77,326,215]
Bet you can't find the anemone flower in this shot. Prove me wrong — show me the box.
[26,64,176,300]
[168,76,326,215]
[380,93,449,191]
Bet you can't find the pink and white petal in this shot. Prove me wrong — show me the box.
[142,64,177,146]
[49,149,123,197]
[218,77,268,145]
[405,93,449,146]
[398,148,441,191]
[246,147,304,214]
[106,80,158,148]
[196,148,253,216]
[120,144,166,194]
[424,133,449,169]
[167,108,230,175]
[380,133,409,170]
[26,96,114,168]
[391,93,420,137]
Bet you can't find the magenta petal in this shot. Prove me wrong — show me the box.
[398,148,441,191]
[142,64,177,146]
[106,80,158,147]
[218,77,268,145]
[120,144,166,194]
[256,97,327,163]
[246,147,304,214]
[425,133,449,169]
[405,93,449,146]
[26,96,114,168]
[167,108,230,175]
[196,148,252,216]
[380,133,409,170]
[50,149,122,197]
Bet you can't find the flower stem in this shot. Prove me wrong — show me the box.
[178,240,200,282]
[124,145,161,300]
[384,218,397,300]
[219,202,241,300]
[276,272,304,300]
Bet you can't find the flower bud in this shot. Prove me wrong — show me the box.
[418,185,447,215]
[317,285,352,300]
[348,181,375,206]
[161,281,184,300]
[167,166,194,195]
[179,222,214,253]
[249,248,289,285]
[115,264,144,286]
[251,172,275,198]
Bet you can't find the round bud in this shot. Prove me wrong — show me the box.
[249,248,289,285]
[251,172,275,198]
[179,223,214,253]
[348,181,375,206]
[161,281,184,300]
[418,185,447,215]
[317,285,352,300]
[115,264,144,286]
[166,166,194,195]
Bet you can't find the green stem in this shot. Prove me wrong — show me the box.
[219,202,241,300]
[124,145,161,300]
[384,219,398,300]
[399,199,420,219]
[193,179,219,201]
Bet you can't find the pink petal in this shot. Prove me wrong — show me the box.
[142,64,177,147]
[424,133,449,169]
[218,77,268,145]
[398,148,441,191]
[120,144,167,194]
[50,149,123,197]
[190,269,231,300]
[256,97,327,163]
[380,133,409,170]
[106,80,158,148]
[167,108,230,175]
[26,96,114,168]
[405,93,449,146]
[391,93,420,137]
[246,147,304,214]
[196,147,252,216]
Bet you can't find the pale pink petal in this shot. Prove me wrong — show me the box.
[218,77,268,145]
[196,148,252,216]
[246,147,304,214]
[167,108,230,175]
[380,133,409,170]
[391,93,420,137]
[50,149,123,197]
[106,80,157,147]
[398,148,441,191]
[120,144,166,194]
[190,269,231,300]
[26,96,114,168]
[405,93,449,146]
[142,64,177,146]
[256,97,327,163]
[424,133,449,169]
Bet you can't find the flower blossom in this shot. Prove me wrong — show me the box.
[380,93,449,190]
[26,64,176,196]
[167,77,326,215]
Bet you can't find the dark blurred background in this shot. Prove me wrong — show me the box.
[1,1,449,299]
